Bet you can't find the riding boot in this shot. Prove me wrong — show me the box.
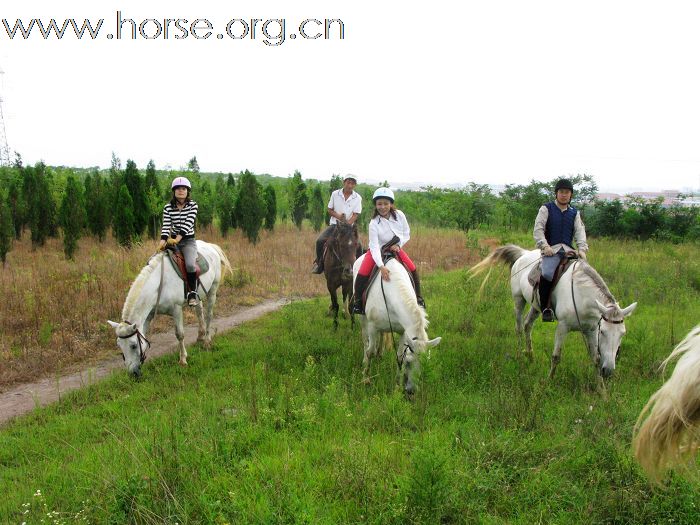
[312,239,325,274]
[539,278,554,322]
[352,274,370,315]
[186,271,199,306]
[411,270,426,309]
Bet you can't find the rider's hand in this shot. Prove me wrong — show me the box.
[166,238,179,246]
[578,249,587,261]
[390,245,400,253]
[542,246,554,257]
[380,266,391,281]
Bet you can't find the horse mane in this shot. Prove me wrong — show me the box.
[122,254,161,320]
[576,262,617,306]
[390,259,428,335]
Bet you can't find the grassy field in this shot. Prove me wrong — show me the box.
[1,233,699,524]
[0,224,471,388]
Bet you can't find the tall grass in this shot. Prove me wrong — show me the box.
[0,234,698,523]
[0,224,472,388]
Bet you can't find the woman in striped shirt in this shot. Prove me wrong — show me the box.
[158,176,200,306]
[351,187,424,314]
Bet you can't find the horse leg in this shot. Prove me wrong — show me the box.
[548,323,567,379]
[362,328,378,384]
[195,301,207,345]
[201,288,217,349]
[173,306,188,366]
[341,280,351,319]
[514,295,526,335]
[523,306,539,358]
[328,283,340,330]
[583,329,600,369]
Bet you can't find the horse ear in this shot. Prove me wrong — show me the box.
[426,337,442,348]
[621,302,638,317]
[595,300,607,314]
[107,320,120,329]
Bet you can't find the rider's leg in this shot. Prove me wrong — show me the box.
[312,225,335,274]
[396,250,425,308]
[352,251,376,314]
[181,238,199,306]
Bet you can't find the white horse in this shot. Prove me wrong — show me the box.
[470,245,637,379]
[107,241,232,378]
[354,254,441,396]
[633,325,700,481]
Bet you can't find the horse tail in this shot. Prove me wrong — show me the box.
[468,244,526,293]
[210,243,233,280]
[633,325,700,481]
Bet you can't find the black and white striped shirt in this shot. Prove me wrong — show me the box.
[161,200,198,240]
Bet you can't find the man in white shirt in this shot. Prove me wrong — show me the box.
[311,175,363,274]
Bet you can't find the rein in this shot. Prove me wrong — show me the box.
[117,323,150,364]
[378,258,415,371]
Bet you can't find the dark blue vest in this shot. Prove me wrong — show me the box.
[544,201,577,247]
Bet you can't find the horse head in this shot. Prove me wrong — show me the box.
[594,300,637,378]
[331,222,359,281]
[107,320,149,378]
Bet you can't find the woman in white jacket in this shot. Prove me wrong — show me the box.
[352,187,424,314]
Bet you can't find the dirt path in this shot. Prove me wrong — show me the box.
[0,298,289,427]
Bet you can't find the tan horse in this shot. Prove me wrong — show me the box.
[633,325,700,481]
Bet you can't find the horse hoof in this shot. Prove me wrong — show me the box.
[179,360,188,367]
[362,377,371,385]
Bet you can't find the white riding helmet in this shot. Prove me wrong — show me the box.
[372,187,395,203]
[171,176,192,190]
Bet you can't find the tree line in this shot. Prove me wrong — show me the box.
[0,161,698,265]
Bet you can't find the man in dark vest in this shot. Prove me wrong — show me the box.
[533,178,589,322]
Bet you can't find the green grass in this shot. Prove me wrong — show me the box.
[1,236,699,524]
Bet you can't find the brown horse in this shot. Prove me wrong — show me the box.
[324,222,359,329]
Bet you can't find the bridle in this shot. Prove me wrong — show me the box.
[117,322,150,364]
[570,261,624,366]
[328,225,357,270]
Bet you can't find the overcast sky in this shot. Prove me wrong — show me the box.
[1,0,700,192]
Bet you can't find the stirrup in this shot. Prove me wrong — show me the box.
[541,308,555,322]
[351,302,364,315]
[311,261,323,274]
[416,296,426,309]
[187,291,199,306]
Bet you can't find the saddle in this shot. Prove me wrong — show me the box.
[528,255,576,294]
[165,247,210,293]
[360,237,417,310]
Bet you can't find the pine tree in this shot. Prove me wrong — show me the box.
[263,184,277,231]
[123,160,147,237]
[329,174,343,194]
[187,156,200,173]
[290,170,308,229]
[7,175,24,239]
[226,173,238,229]
[144,160,161,239]
[197,180,215,230]
[309,184,325,232]
[59,175,86,259]
[26,163,55,249]
[85,171,110,242]
[235,170,265,244]
[113,184,135,247]
[0,192,14,265]
[38,163,59,239]
[215,176,235,237]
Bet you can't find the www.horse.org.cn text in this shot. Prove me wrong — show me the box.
[1,12,346,46]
